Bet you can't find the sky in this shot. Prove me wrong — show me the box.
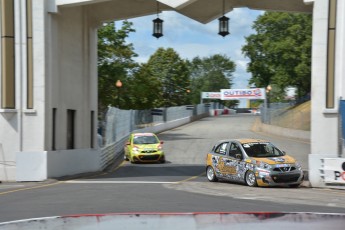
[122,8,263,90]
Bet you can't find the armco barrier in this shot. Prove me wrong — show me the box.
[0,213,344,230]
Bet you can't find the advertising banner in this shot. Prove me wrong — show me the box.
[322,158,345,184]
[221,88,266,100]
[201,92,221,99]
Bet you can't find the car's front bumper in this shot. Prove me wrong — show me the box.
[131,151,165,163]
[256,168,304,187]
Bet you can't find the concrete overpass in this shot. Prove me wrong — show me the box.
[0,0,344,188]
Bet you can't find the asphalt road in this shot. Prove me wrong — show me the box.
[0,115,344,223]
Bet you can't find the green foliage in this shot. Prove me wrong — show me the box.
[242,12,312,100]
[98,21,138,113]
[97,23,240,111]
[145,47,191,107]
[124,63,163,109]
[187,55,236,105]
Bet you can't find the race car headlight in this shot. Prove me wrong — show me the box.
[158,144,163,150]
[295,162,302,170]
[257,162,271,170]
[132,146,140,154]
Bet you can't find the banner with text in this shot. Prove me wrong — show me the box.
[201,92,221,99]
[221,88,266,100]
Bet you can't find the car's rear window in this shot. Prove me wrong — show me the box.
[241,142,284,158]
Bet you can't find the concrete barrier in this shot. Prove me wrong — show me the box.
[0,213,344,230]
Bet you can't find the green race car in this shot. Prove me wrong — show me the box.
[124,133,165,163]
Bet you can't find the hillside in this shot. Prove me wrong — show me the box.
[270,100,311,131]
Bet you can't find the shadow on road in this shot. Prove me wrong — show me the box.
[101,163,205,179]
[158,133,205,141]
[55,163,206,181]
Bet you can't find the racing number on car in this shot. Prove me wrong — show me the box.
[218,158,237,175]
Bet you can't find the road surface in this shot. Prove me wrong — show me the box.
[0,115,344,223]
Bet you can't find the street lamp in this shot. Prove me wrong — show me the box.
[266,85,272,91]
[116,80,122,108]
[153,2,163,38]
[218,0,230,37]
[266,85,272,108]
[265,85,272,124]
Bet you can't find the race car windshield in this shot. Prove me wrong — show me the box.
[242,142,284,158]
[133,136,159,144]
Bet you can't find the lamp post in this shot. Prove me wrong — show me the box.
[265,85,272,124]
[186,89,191,104]
[266,85,272,108]
[152,2,163,38]
[116,80,122,109]
[218,0,230,37]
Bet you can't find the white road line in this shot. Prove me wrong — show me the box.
[65,180,179,184]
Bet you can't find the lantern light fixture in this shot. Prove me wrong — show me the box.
[153,2,163,38]
[218,0,230,37]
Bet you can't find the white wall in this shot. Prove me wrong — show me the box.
[0,0,47,181]
[48,6,97,150]
[16,3,100,181]
[16,149,101,181]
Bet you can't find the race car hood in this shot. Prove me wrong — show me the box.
[251,155,297,164]
[136,144,160,150]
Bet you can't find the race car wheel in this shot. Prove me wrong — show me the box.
[130,158,136,164]
[159,156,166,163]
[289,183,301,188]
[206,166,218,182]
[245,170,257,187]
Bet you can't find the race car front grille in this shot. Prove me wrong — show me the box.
[141,150,158,153]
[273,166,297,172]
[271,174,301,183]
[138,155,160,161]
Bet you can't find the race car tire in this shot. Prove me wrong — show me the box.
[206,166,218,182]
[245,170,258,187]
[289,183,301,188]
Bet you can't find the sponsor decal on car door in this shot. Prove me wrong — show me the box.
[215,143,237,179]
[221,142,247,181]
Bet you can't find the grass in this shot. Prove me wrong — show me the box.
[270,100,311,131]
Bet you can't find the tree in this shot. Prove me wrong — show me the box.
[124,63,163,109]
[242,12,312,100]
[187,55,236,106]
[145,48,191,107]
[98,21,138,115]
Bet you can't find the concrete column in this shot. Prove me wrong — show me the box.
[309,0,345,187]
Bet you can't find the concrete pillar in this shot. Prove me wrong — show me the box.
[308,0,345,187]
